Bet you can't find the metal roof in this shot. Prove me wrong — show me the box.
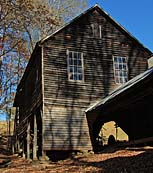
[85,67,153,112]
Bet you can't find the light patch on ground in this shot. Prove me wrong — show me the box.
[100,121,128,145]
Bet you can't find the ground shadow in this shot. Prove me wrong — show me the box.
[0,147,12,168]
[68,148,153,173]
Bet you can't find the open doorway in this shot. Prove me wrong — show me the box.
[100,121,128,145]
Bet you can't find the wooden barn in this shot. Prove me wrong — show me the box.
[13,4,152,159]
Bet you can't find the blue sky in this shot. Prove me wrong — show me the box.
[89,0,153,52]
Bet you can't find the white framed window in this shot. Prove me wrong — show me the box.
[113,56,128,84]
[67,50,84,81]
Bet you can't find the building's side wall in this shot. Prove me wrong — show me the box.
[16,48,42,138]
[43,105,91,150]
[42,8,150,150]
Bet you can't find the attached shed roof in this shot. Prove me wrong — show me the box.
[86,67,153,113]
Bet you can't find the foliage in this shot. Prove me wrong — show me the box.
[0,0,88,117]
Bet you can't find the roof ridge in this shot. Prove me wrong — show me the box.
[38,4,152,54]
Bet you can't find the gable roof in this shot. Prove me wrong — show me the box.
[15,4,152,93]
[85,67,153,113]
[39,4,152,55]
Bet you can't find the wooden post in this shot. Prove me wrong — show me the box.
[42,150,46,158]
[115,123,118,141]
[27,123,30,160]
[12,143,14,154]
[15,136,19,153]
[42,150,49,161]
[22,142,25,159]
[12,136,15,154]
[17,137,20,152]
[33,114,37,160]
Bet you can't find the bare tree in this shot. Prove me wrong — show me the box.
[0,0,88,120]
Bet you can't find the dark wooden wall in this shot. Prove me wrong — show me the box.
[14,47,42,138]
[89,72,153,147]
[42,7,150,151]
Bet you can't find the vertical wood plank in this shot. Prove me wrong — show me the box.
[16,138,20,152]
[41,45,45,156]
[33,114,37,160]
[22,142,25,159]
[27,123,30,160]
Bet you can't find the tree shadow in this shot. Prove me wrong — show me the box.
[68,148,153,173]
[42,6,151,157]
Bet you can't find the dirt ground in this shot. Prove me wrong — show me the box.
[1,146,153,173]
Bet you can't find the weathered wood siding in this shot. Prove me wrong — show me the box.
[16,47,42,137]
[42,7,150,150]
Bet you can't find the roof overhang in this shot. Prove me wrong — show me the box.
[86,67,153,113]
[39,4,152,56]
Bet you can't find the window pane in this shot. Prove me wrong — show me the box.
[119,71,122,77]
[78,52,81,59]
[115,63,118,69]
[122,58,126,63]
[74,59,77,65]
[74,74,77,80]
[123,71,127,77]
[74,66,77,73]
[78,74,82,80]
[69,58,73,65]
[119,64,122,69]
[78,68,82,73]
[74,52,77,59]
[114,57,118,62]
[69,52,72,58]
[78,59,82,66]
[113,56,128,84]
[119,57,123,63]
[67,51,83,81]
[123,64,127,70]
[69,66,73,73]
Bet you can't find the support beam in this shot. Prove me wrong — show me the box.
[22,142,25,159]
[41,150,49,161]
[16,137,20,152]
[27,123,30,160]
[33,114,37,160]
[12,135,15,154]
